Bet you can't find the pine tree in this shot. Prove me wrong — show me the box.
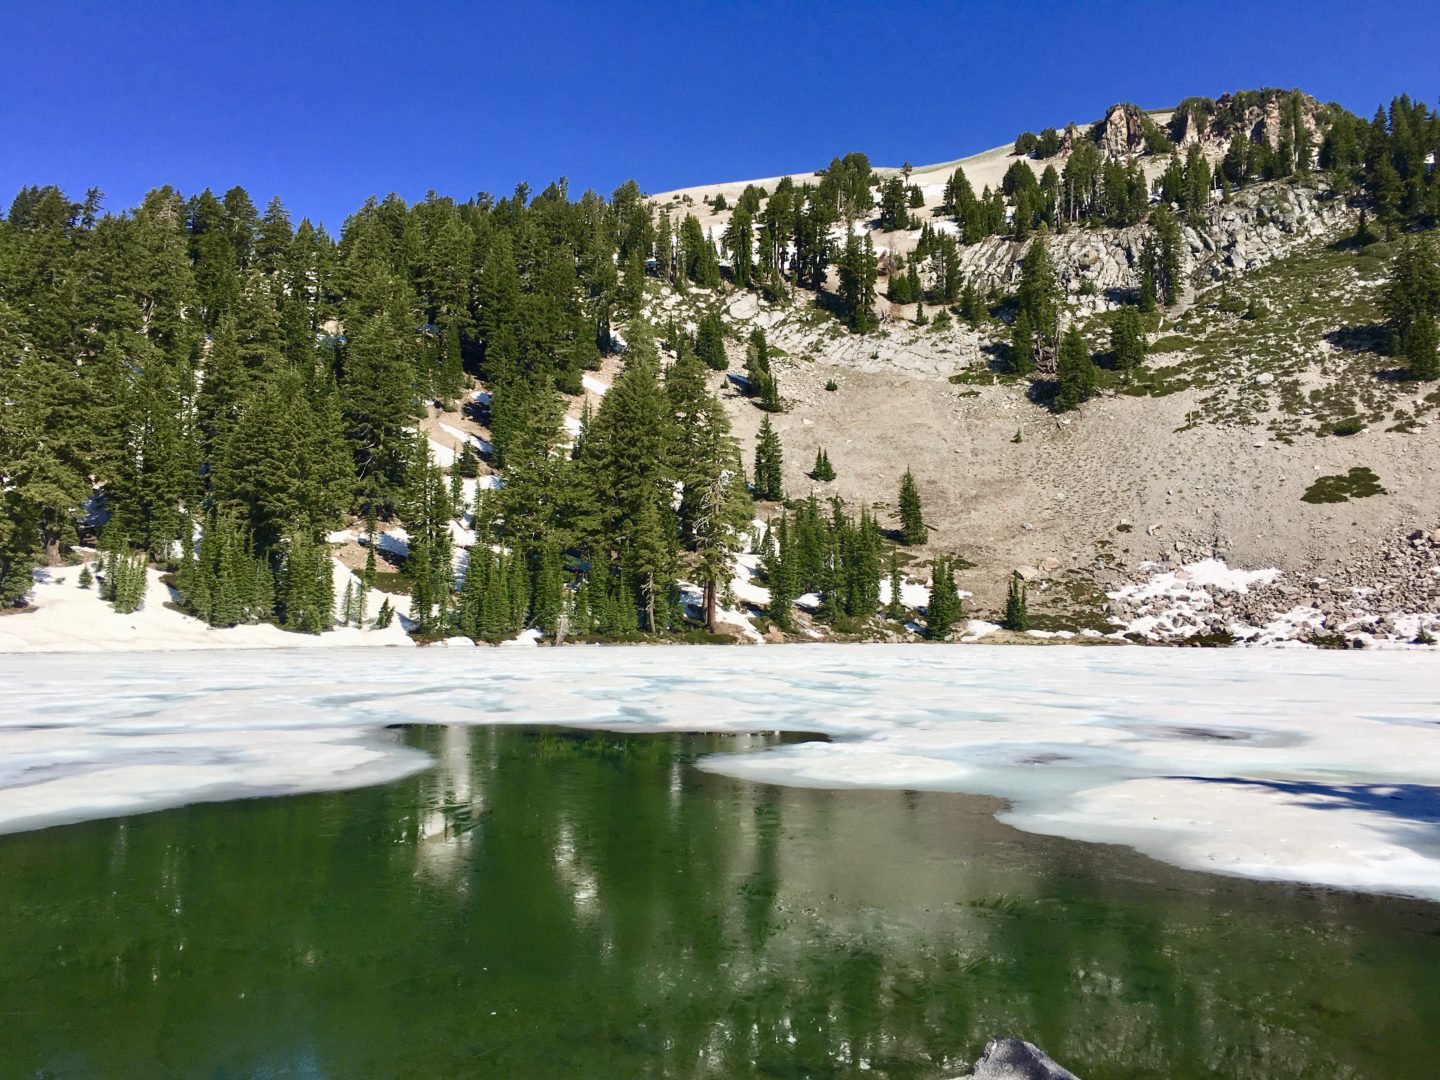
[837,231,878,332]
[339,581,356,627]
[809,448,836,482]
[885,549,904,619]
[727,206,754,288]
[1016,235,1059,352]
[764,515,797,632]
[743,326,775,404]
[1384,239,1440,379]
[278,525,334,634]
[1055,326,1098,411]
[1111,305,1146,374]
[532,540,565,636]
[1010,310,1035,376]
[1144,207,1184,307]
[753,416,784,501]
[1004,574,1030,631]
[1403,310,1439,381]
[897,468,927,545]
[695,311,727,370]
[77,564,93,589]
[926,558,960,640]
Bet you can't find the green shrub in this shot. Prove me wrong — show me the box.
[1301,467,1385,504]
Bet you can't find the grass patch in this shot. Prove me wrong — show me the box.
[1148,334,1193,354]
[368,570,413,595]
[1301,466,1386,504]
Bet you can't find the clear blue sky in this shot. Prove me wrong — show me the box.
[3,0,1436,230]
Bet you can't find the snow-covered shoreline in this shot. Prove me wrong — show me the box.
[0,562,413,653]
[2,645,1438,905]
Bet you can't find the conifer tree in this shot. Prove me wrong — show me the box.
[727,206,754,288]
[1384,239,1440,379]
[897,468,927,545]
[1111,305,1146,374]
[753,416,784,501]
[885,550,904,619]
[743,327,776,404]
[1143,207,1184,307]
[1403,311,1439,381]
[1004,574,1030,631]
[764,516,797,631]
[695,312,727,370]
[809,448,836,482]
[278,526,334,634]
[926,558,960,640]
[532,540,565,635]
[1016,235,1059,351]
[1055,326,1098,411]
[1010,310,1036,376]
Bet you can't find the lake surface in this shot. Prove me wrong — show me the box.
[3,724,1438,1079]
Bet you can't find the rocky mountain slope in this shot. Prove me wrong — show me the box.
[639,98,1440,646]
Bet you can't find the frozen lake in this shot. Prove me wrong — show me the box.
[3,644,1438,900]
[3,723,1440,1077]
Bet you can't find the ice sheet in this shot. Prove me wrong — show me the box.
[2,645,1438,902]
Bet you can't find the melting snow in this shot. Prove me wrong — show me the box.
[2,646,1438,904]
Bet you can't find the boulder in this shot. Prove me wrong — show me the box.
[962,1037,1081,1080]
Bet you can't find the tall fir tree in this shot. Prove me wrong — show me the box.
[897,468,928,545]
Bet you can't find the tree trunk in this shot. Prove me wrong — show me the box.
[704,580,718,634]
[645,572,656,634]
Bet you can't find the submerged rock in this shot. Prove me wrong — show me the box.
[962,1037,1081,1079]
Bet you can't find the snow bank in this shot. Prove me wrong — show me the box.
[878,577,933,610]
[426,439,458,468]
[0,563,413,654]
[438,422,493,456]
[2,645,1438,903]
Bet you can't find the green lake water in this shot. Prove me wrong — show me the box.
[2,725,1437,1079]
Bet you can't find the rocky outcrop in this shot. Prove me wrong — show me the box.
[960,1038,1081,1080]
[1171,91,1325,159]
[1098,103,1148,159]
[950,179,1352,313]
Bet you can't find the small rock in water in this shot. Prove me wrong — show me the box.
[962,1037,1081,1079]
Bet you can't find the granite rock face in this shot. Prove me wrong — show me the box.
[952,179,1350,314]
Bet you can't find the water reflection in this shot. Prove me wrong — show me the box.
[0,726,1437,1078]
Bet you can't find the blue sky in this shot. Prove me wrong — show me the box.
[3,0,1437,230]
